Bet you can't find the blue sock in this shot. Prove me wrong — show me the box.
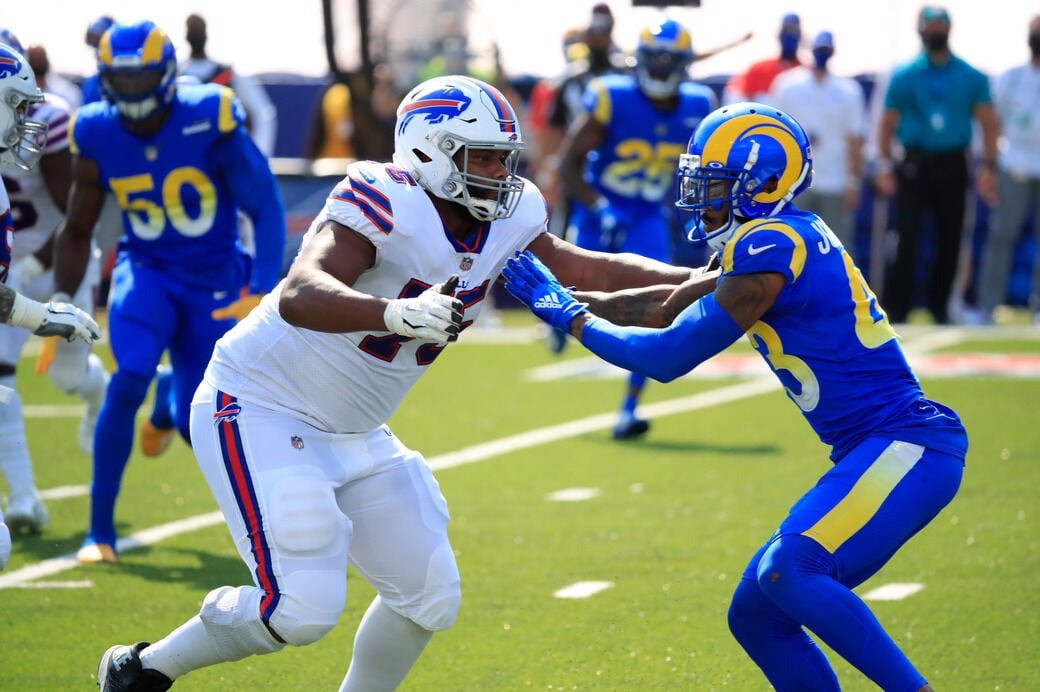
[148,367,175,430]
[622,372,647,414]
[87,370,151,546]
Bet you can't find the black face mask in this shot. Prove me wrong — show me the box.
[187,35,206,54]
[1029,32,1040,57]
[588,47,611,72]
[921,32,949,52]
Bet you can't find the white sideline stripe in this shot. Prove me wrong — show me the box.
[554,581,614,599]
[861,582,925,601]
[8,580,93,589]
[38,485,89,501]
[427,377,778,472]
[0,512,224,589]
[24,404,83,418]
[546,487,600,502]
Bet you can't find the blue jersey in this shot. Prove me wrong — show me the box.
[582,75,716,217]
[70,83,285,293]
[721,208,967,461]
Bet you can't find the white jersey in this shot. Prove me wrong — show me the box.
[205,160,547,433]
[1,94,71,260]
[770,67,866,194]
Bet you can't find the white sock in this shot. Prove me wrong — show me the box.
[339,597,433,692]
[0,375,36,499]
[74,354,108,411]
[140,616,228,680]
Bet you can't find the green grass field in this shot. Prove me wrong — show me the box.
[2,311,1039,690]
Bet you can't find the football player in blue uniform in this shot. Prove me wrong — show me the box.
[0,41,101,569]
[557,16,716,439]
[52,20,286,565]
[505,102,965,692]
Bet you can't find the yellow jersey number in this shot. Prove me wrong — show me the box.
[109,167,218,241]
[748,219,895,413]
[600,140,686,203]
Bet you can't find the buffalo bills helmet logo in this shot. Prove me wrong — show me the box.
[397,86,471,136]
[0,47,22,78]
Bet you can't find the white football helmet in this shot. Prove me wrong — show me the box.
[0,42,47,170]
[393,75,525,221]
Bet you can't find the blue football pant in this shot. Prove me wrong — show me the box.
[87,259,241,546]
[727,437,964,692]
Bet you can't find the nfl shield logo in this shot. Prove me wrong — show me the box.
[459,256,473,271]
[291,435,304,450]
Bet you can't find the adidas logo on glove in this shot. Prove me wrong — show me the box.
[533,294,562,310]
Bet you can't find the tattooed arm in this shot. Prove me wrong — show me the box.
[571,268,721,331]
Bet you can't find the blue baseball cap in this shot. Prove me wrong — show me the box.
[813,31,835,51]
[918,6,950,26]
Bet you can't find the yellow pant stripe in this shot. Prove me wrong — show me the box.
[803,441,925,553]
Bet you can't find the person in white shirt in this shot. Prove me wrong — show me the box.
[975,14,1040,324]
[771,31,866,253]
[178,13,277,157]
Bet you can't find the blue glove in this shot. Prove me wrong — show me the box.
[590,199,629,253]
[502,251,589,332]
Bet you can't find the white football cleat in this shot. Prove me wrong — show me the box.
[5,494,49,534]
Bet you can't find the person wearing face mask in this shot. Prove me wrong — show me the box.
[771,31,867,256]
[722,12,802,105]
[540,5,629,242]
[974,14,1040,325]
[874,5,998,325]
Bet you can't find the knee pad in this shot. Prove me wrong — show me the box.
[756,534,835,603]
[403,542,461,632]
[262,472,349,646]
[267,472,345,556]
[200,586,285,662]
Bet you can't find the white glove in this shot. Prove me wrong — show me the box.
[7,254,45,292]
[0,519,10,571]
[6,292,101,344]
[383,276,463,343]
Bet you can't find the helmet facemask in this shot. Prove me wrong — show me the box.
[433,133,523,221]
[0,43,47,171]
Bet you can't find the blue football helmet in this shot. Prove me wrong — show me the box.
[97,20,177,121]
[676,102,813,251]
[634,17,694,99]
[0,42,47,170]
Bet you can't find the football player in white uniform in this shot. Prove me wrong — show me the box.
[96,75,715,691]
[0,30,109,536]
[0,41,101,567]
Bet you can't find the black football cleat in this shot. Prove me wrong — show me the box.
[97,642,173,691]
[612,413,650,440]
